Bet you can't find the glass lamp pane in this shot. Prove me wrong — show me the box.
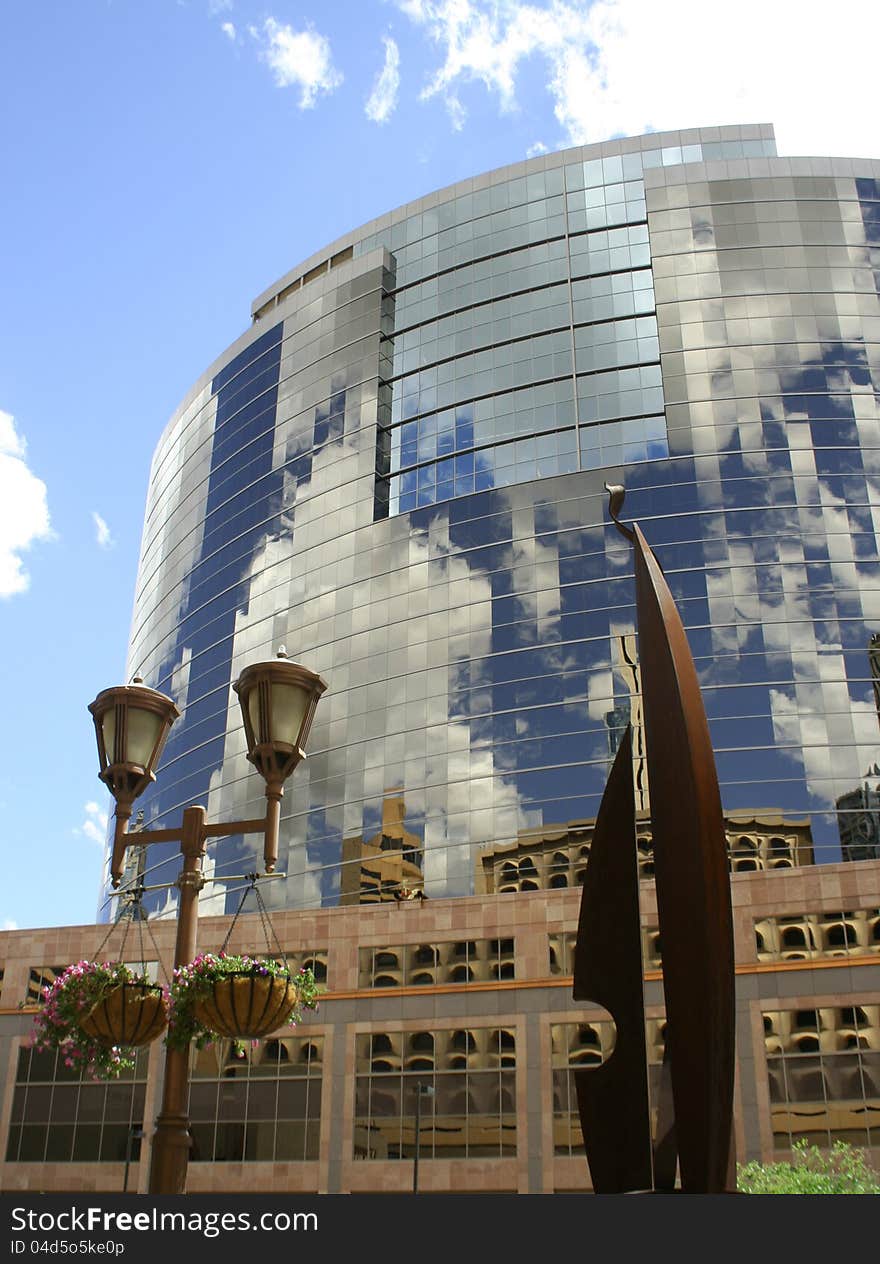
[102,709,117,765]
[126,707,164,768]
[270,682,310,747]
[247,688,262,744]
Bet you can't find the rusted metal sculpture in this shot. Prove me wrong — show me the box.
[572,724,653,1192]
[572,485,736,1193]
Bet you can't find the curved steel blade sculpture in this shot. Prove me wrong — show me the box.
[572,724,653,1192]
[573,485,736,1194]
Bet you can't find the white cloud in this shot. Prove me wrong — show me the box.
[0,410,52,598]
[2,919,17,931]
[78,801,109,847]
[221,21,236,41]
[208,0,233,13]
[397,0,879,157]
[526,140,548,158]
[256,17,342,108]
[366,36,401,124]
[92,511,113,550]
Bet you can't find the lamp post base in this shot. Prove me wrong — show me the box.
[148,1112,192,1195]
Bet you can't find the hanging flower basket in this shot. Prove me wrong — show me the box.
[193,971,297,1039]
[80,980,168,1047]
[167,953,319,1052]
[30,961,169,1080]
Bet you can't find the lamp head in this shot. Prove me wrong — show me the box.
[88,677,179,809]
[233,648,327,788]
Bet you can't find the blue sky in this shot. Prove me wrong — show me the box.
[1,0,876,931]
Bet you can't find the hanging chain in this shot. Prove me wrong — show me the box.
[219,878,255,955]
[219,873,289,971]
[136,896,171,987]
[252,880,289,972]
[90,884,170,987]
[135,892,147,977]
[93,887,134,963]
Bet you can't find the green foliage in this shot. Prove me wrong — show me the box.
[166,952,320,1052]
[31,960,163,1080]
[737,1140,880,1193]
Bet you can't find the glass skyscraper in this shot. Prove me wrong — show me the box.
[123,122,880,915]
[4,123,879,1192]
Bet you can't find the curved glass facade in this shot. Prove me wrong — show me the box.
[122,124,880,915]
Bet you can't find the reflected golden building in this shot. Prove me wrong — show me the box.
[340,790,425,905]
[478,810,814,894]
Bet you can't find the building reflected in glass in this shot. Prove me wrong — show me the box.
[122,123,880,915]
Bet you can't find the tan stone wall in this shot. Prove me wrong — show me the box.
[1,859,878,1192]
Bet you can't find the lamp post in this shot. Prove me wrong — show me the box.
[122,1126,144,1194]
[88,648,326,1195]
[412,1081,434,1194]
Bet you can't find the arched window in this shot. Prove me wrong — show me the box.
[303,958,327,982]
[493,1029,516,1052]
[450,1030,476,1052]
[782,927,807,948]
[576,1025,600,1048]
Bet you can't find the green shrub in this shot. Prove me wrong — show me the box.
[737,1140,880,1193]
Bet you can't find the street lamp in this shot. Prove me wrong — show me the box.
[412,1081,434,1194]
[88,648,326,1195]
[122,1126,144,1194]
